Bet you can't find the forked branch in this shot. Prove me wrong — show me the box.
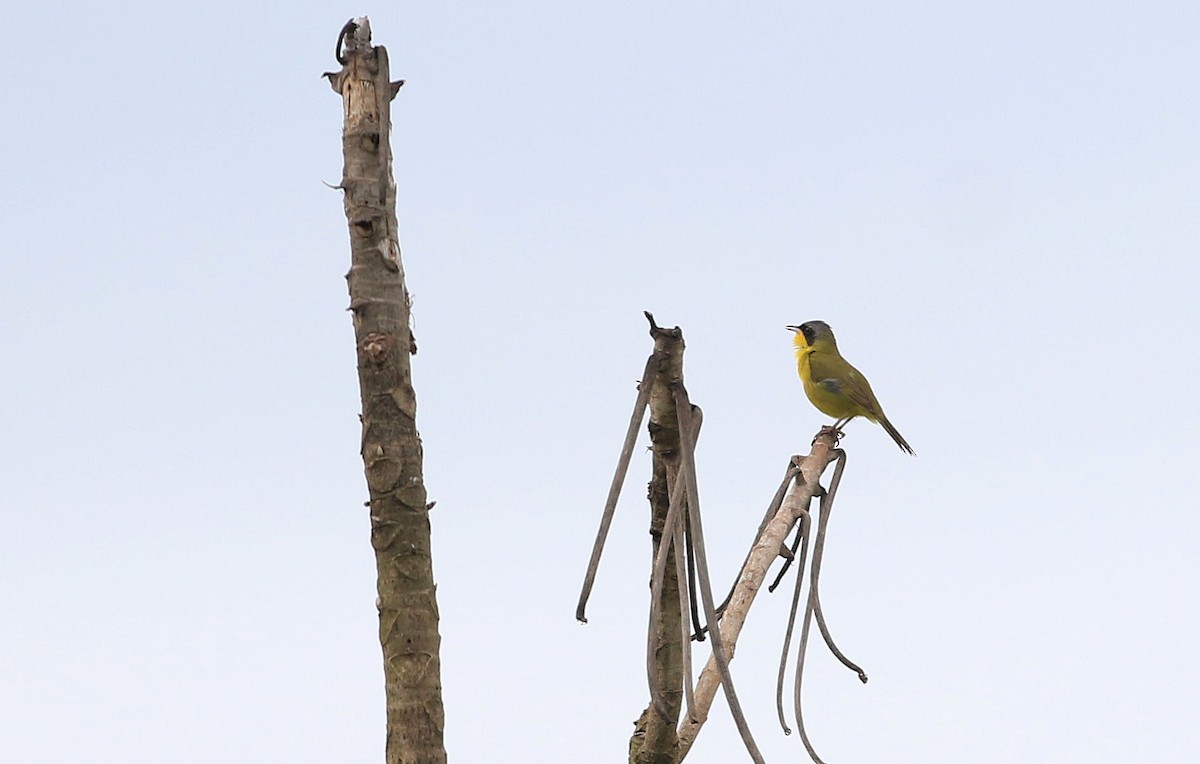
[674,430,841,760]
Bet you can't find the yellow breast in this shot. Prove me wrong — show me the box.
[796,345,868,420]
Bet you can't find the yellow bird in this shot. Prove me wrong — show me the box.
[788,321,914,455]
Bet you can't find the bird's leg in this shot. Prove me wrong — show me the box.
[814,424,842,448]
[815,417,854,446]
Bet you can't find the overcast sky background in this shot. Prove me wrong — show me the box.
[3,2,1198,762]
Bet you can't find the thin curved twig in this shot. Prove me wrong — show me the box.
[647,465,689,720]
[811,591,868,683]
[712,463,800,619]
[576,352,660,623]
[792,501,826,764]
[793,449,857,762]
[769,519,806,594]
[675,429,840,759]
[775,506,811,735]
[673,387,766,764]
[685,519,705,641]
[810,450,868,682]
[673,497,696,717]
[783,447,857,763]
[334,19,358,64]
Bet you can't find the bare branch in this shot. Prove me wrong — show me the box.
[672,506,696,718]
[775,506,811,735]
[577,351,660,623]
[675,430,840,759]
[647,458,690,721]
[714,462,800,619]
[673,388,765,764]
[809,452,868,683]
[787,448,864,763]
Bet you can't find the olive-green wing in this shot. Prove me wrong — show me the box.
[808,351,882,418]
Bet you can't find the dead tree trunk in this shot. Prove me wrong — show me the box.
[325,18,446,764]
[630,322,687,763]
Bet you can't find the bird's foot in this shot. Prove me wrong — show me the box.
[814,424,844,447]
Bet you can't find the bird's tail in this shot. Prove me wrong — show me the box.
[879,415,915,456]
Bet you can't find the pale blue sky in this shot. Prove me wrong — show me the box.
[2,2,1198,762]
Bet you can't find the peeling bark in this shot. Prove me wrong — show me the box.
[631,318,687,763]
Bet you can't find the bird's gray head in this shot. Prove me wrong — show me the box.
[787,320,836,348]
